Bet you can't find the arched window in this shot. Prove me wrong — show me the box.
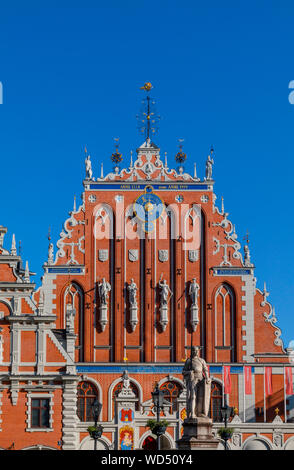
[160,381,182,413]
[77,381,99,422]
[208,381,222,422]
[64,283,84,361]
[214,284,236,362]
[112,381,139,411]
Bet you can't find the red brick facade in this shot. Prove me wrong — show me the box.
[0,137,293,450]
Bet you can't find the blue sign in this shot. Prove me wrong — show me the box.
[88,183,210,191]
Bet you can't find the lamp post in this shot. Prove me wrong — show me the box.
[90,399,103,451]
[220,396,233,451]
[151,384,165,451]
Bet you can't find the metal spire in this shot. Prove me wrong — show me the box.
[137,82,160,141]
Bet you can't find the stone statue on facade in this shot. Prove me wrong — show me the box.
[98,278,111,306]
[205,154,214,181]
[158,277,173,306]
[85,154,93,180]
[189,278,199,306]
[127,278,137,307]
[182,346,211,418]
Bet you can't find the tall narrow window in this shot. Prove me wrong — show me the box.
[77,381,99,422]
[214,284,236,362]
[209,381,222,422]
[64,283,84,361]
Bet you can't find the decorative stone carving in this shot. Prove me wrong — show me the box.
[128,249,138,262]
[188,250,198,262]
[98,278,111,307]
[244,244,253,267]
[188,278,200,332]
[66,303,76,333]
[98,278,111,331]
[205,154,214,181]
[158,277,173,331]
[47,243,54,265]
[117,371,136,399]
[128,279,138,332]
[158,249,168,262]
[85,155,93,180]
[98,249,109,262]
[128,278,137,307]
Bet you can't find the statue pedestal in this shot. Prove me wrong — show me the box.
[177,418,219,450]
[159,305,168,331]
[99,305,108,332]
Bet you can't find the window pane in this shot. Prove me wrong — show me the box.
[31,408,40,427]
[41,405,50,427]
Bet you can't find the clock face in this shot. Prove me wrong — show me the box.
[133,190,164,233]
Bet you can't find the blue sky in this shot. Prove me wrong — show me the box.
[0,1,293,347]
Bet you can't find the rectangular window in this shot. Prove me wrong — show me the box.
[31,399,50,428]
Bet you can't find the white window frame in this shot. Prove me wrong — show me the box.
[26,392,54,432]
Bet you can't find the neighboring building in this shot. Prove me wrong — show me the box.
[0,89,293,450]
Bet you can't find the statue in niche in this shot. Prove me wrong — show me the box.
[158,276,173,306]
[98,278,111,306]
[189,278,199,306]
[182,346,211,419]
[127,278,138,306]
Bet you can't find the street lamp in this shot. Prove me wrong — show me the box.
[151,384,165,451]
[89,399,103,451]
[220,396,233,451]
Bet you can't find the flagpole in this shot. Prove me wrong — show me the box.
[243,366,246,423]
[264,367,266,423]
[222,364,224,406]
[284,367,287,423]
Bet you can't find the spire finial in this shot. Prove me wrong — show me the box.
[111,137,123,167]
[100,162,104,178]
[130,150,133,168]
[73,195,76,212]
[194,163,197,179]
[11,234,17,256]
[243,230,250,245]
[137,83,160,141]
[175,138,187,168]
[221,196,224,214]
[24,261,30,283]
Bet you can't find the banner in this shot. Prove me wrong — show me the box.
[223,365,231,394]
[285,367,293,395]
[265,367,272,397]
[244,366,252,395]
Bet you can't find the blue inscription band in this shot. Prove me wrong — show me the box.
[88,183,211,191]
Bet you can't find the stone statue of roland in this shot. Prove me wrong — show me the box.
[182,346,211,419]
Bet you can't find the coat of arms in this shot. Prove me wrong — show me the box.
[188,250,199,262]
[98,249,108,262]
[158,249,168,262]
[128,249,138,262]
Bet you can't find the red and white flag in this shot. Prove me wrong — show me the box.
[265,367,272,397]
[285,367,293,395]
[244,366,252,395]
[223,366,231,394]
